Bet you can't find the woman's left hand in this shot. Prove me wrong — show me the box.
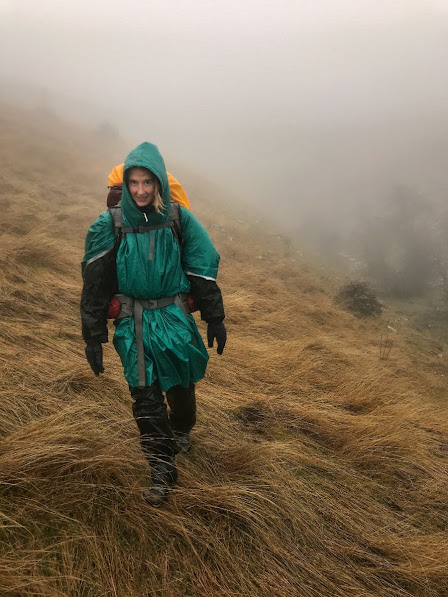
[207,321,227,355]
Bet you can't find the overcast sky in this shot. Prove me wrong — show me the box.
[2,0,448,235]
[2,1,448,126]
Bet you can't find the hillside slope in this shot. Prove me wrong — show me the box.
[1,105,448,597]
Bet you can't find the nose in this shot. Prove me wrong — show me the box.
[136,183,145,196]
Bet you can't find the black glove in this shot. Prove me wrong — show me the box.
[207,321,227,355]
[85,342,104,376]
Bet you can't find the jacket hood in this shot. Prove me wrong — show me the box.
[108,162,191,211]
[121,142,171,227]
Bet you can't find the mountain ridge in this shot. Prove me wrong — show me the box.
[0,105,447,597]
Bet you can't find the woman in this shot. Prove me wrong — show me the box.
[80,142,226,506]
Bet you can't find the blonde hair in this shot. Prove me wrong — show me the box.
[152,178,165,215]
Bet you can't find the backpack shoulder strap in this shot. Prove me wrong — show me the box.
[169,202,184,250]
[109,202,124,241]
[109,202,183,250]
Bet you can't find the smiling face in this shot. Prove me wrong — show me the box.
[127,167,157,207]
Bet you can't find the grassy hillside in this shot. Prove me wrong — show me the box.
[1,104,448,597]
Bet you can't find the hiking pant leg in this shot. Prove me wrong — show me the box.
[165,383,196,433]
[130,384,178,461]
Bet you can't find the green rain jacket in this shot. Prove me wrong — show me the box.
[81,142,220,391]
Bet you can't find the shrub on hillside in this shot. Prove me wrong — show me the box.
[334,280,383,317]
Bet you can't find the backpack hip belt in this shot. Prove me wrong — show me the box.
[113,293,191,388]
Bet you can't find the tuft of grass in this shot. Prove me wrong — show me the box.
[335,280,383,317]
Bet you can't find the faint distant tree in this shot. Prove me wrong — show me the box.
[297,207,346,266]
[97,120,120,142]
[35,86,57,119]
[430,207,448,302]
[40,87,49,112]
[359,186,435,298]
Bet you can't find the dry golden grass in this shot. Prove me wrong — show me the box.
[1,103,448,596]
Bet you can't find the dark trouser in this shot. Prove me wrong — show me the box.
[166,384,196,434]
[130,383,196,467]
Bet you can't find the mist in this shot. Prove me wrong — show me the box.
[2,0,448,270]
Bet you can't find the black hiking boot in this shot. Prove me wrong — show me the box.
[174,431,191,454]
[142,457,178,507]
[142,483,171,507]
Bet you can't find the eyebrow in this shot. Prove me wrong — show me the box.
[129,176,154,183]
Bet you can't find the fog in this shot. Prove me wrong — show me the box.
[2,0,448,264]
